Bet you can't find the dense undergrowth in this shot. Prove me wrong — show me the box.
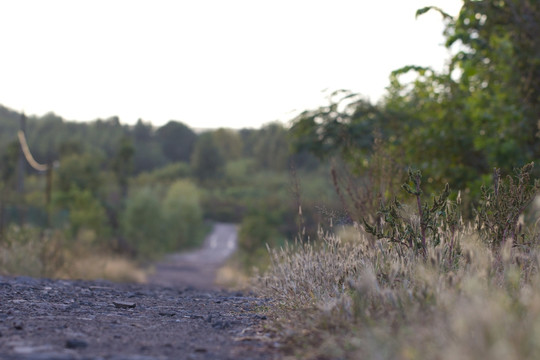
[257,164,540,360]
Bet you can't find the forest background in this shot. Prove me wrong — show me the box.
[0,0,539,285]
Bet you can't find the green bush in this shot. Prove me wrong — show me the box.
[475,163,540,247]
[237,215,284,272]
[121,181,205,259]
[121,186,164,258]
[162,180,204,249]
[65,186,110,240]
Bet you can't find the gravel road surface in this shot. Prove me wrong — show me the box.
[0,223,279,360]
[148,223,238,289]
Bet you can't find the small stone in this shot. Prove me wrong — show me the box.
[194,347,207,353]
[211,320,231,329]
[13,320,23,330]
[158,311,176,317]
[66,338,88,349]
[113,301,136,309]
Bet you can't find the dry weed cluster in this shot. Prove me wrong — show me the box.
[257,164,540,359]
[0,226,145,282]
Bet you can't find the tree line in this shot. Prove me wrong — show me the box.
[0,105,333,269]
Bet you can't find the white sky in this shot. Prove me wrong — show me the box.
[0,0,462,129]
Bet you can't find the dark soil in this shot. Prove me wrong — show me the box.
[0,224,280,360]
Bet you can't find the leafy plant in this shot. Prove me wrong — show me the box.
[161,180,204,249]
[475,162,540,247]
[364,168,458,258]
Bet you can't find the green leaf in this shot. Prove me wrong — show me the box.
[416,6,452,20]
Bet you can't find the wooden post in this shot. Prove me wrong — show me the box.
[16,114,26,225]
[16,113,26,194]
[46,161,53,228]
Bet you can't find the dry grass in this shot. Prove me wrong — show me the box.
[55,253,147,283]
[0,225,146,283]
[256,225,540,359]
[215,260,251,290]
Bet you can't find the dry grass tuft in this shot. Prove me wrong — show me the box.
[215,259,251,290]
[256,224,540,359]
[0,225,146,283]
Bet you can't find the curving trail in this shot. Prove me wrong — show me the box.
[148,223,238,289]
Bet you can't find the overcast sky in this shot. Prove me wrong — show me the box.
[0,0,462,129]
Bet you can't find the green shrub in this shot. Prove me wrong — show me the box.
[162,180,204,249]
[364,168,460,262]
[237,215,284,272]
[475,162,540,247]
[121,186,164,258]
[65,186,110,240]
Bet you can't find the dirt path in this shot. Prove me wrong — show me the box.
[0,224,280,360]
[148,223,238,289]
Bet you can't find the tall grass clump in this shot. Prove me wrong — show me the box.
[256,163,540,360]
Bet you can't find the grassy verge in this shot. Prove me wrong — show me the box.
[257,227,540,359]
[0,226,146,282]
[255,165,540,359]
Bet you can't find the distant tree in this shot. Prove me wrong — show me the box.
[131,119,166,173]
[190,133,225,183]
[212,128,243,161]
[0,141,20,187]
[59,140,84,157]
[132,119,153,142]
[112,136,134,200]
[162,180,203,248]
[65,186,109,240]
[121,187,164,258]
[56,153,102,195]
[253,123,290,171]
[239,129,257,157]
[132,142,166,174]
[155,121,197,163]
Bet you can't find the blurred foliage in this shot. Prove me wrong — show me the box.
[121,186,164,258]
[56,153,103,195]
[162,180,204,249]
[289,0,540,201]
[190,132,225,183]
[62,186,110,241]
[475,163,540,247]
[155,121,196,163]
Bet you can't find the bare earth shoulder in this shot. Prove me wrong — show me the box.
[0,223,279,360]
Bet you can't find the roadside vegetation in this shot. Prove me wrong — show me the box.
[0,110,336,279]
[253,1,540,358]
[257,164,540,359]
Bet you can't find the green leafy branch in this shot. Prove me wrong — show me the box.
[364,168,454,258]
[475,162,540,247]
